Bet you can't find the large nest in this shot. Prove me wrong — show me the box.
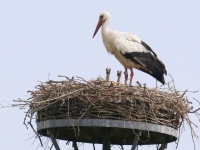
[12,74,200,148]
[22,75,193,129]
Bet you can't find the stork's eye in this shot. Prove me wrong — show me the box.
[100,15,103,19]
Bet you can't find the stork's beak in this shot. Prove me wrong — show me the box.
[93,20,103,38]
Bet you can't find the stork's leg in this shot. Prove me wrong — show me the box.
[124,68,128,84]
[129,68,134,86]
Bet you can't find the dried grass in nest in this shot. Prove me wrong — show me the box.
[16,75,193,128]
[13,74,200,149]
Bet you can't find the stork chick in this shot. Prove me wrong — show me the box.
[117,70,122,83]
[106,67,111,81]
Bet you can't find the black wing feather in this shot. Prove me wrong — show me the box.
[141,41,167,75]
[122,50,167,84]
[141,41,157,56]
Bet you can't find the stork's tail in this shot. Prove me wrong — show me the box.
[140,58,167,85]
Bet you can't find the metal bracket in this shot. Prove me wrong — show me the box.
[159,143,167,150]
[47,129,60,150]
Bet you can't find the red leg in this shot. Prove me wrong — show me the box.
[124,68,128,84]
[129,68,134,86]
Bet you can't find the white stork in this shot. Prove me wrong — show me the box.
[93,11,167,85]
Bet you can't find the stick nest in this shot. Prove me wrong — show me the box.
[19,75,195,130]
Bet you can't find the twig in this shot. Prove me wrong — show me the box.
[23,108,31,129]
[120,145,124,150]
[28,120,43,147]
[181,89,188,97]
[136,81,142,87]
[189,108,200,113]
[93,143,95,150]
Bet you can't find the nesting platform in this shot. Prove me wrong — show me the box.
[37,119,178,145]
[21,74,193,149]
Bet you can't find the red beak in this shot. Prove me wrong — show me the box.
[93,20,103,38]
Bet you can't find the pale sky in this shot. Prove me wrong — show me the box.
[0,0,200,150]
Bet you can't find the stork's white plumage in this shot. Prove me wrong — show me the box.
[93,11,167,85]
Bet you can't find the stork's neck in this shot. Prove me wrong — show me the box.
[101,18,110,32]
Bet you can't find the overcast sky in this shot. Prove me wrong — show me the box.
[0,0,200,150]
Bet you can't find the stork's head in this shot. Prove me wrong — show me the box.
[93,11,111,38]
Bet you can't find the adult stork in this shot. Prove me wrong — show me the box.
[93,11,167,85]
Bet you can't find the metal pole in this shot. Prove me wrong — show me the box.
[159,143,167,150]
[131,131,142,150]
[102,133,111,150]
[47,129,60,150]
